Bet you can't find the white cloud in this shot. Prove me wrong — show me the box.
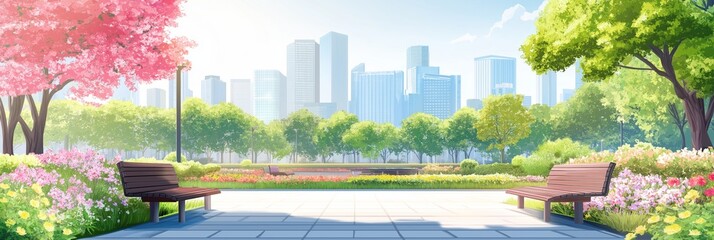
[450,33,478,44]
[485,1,548,38]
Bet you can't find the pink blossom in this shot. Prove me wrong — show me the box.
[667,178,681,187]
[689,176,707,187]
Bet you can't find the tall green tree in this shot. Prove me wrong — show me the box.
[256,121,291,163]
[44,100,89,150]
[441,108,480,162]
[401,113,443,163]
[181,98,211,160]
[212,103,252,163]
[314,111,358,163]
[551,84,619,147]
[521,0,714,149]
[510,104,552,157]
[377,123,398,163]
[343,121,381,162]
[283,109,320,162]
[475,95,534,163]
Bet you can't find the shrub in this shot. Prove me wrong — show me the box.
[521,154,554,176]
[533,138,592,164]
[511,155,526,166]
[240,159,252,167]
[347,174,543,185]
[163,152,187,162]
[126,158,221,179]
[459,159,479,173]
[421,164,457,174]
[0,154,40,174]
[469,163,526,176]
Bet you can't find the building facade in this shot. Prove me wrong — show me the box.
[466,99,483,110]
[319,32,349,112]
[561,89,575,102]
[418,73,461,119]
[474,55,516,100]
[287,40,320,113]
[230,79,253,114]
[351,63,404,126]
[146,88,166,108]
[254,70,287,123]
[407,46,429,69]
[537,71,558,107]
[201,75,226,105]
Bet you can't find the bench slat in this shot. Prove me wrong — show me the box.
[122,175,179,183]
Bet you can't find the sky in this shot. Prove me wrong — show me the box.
[142,0,577,106]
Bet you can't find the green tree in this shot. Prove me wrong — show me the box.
[441,108,480,162]
[256,121,291,163]
[314,111,358,163]
[135,107,175,157]
[44,100,89,150]
[283,109,320,162]
[212,103,252,163]
[388,128,409,163]
[510,104,552,158]
[181,98,211,160]
[551,84,619,147]
[377,123,398,163]
[475,95,534,163]
[342,121,381,162]
[401,113,443,163]
[90,101,140,155]
[521,0,714,149]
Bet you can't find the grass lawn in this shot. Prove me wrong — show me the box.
[180,181,545,189]
[219,163,456,169]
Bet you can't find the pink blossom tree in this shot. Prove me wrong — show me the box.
[0,0,193,154]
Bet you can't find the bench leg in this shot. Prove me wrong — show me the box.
[574,201,584,224]
[178,200,186,223]
[204,196,212,210]
[149,202,160,223]
[517,196,524,209]
[543,201,551,222]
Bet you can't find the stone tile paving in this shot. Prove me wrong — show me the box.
[88,191,623,240]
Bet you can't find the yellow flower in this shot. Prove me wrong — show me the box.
[694,217,706,224]
[663,224,682,235]
[18,211,30,220]
[635,225,646,235]
[678,210,691,219]
[684,190,699,202]
[655,206,664,212]
[0,183,9,189]
[38,212,47,220]
[63,228,73,235]
[7,191,17,197]
[5,219,15,227]
[647,215,661,223]
[16,227,26,236]
[664,215,677,224]
[41,197,50,206]
[31,183,43,195]
[30,199,40,208]
[48,213,57,222]
[19,187,25,193]
[43,221,55,232]
[625,233,636,240]
[0,197,7,203]
[689,230,701,236]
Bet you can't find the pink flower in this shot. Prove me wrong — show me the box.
[689,176,707,187]
[709,172,714,181]
[705,188,714,197]
[667,178,681,187]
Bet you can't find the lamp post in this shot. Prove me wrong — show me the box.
[175,66,185,163]
[250,126,256,163]
[293,128,298,163]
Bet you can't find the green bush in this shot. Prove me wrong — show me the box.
[0,154,40,174]
[163,152,187,162]
[421,164,457,174]
[126,158,220,179]
[511,155,526,166]
[521,154,555,176]
[240,159,252,166]
[459,159,479,173]
[469,163,526,176]
[533,138,593,164]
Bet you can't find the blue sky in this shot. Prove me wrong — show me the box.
[146,0,575,106]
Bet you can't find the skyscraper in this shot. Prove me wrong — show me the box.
[287,40,319,113]
[474,56,516,99]
[406,66,439,94]
[537,71,558,107]
[522,96,532,107]
[561,89,575,102]
[230,79,253,114]
[168,70,193,108]
[466,99,483,110]
[420,73,461,119]
[351,64,404,126]
[254,70,287,123]
[575,59,584,89]
[201,75,226,105]
[407,46,429,69]
[146,88,167,108]
[319,32,348,111]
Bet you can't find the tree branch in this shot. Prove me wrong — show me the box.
[648,43,665,58]
[18,117,32,138]
[26,95,39,121]
[49,79,74,97]
[670,39,684,58]
[633,54,667,76]
[617,64,652,71]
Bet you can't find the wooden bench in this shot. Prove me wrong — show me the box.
[506,162,616,224]
[267,165,294,176]
[116,161,221,223]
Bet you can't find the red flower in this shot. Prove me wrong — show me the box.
[705,188,714,197]
[709,172,714,181]
[667,178,681,187]
[689,176,707,187]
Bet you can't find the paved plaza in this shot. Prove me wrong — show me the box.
[90,191,623,239]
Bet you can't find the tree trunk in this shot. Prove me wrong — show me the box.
[683,96,713,149]
[500,148,506,163]
[619,121,624,146]
[1,96,26,155]
[417,153,423,164]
